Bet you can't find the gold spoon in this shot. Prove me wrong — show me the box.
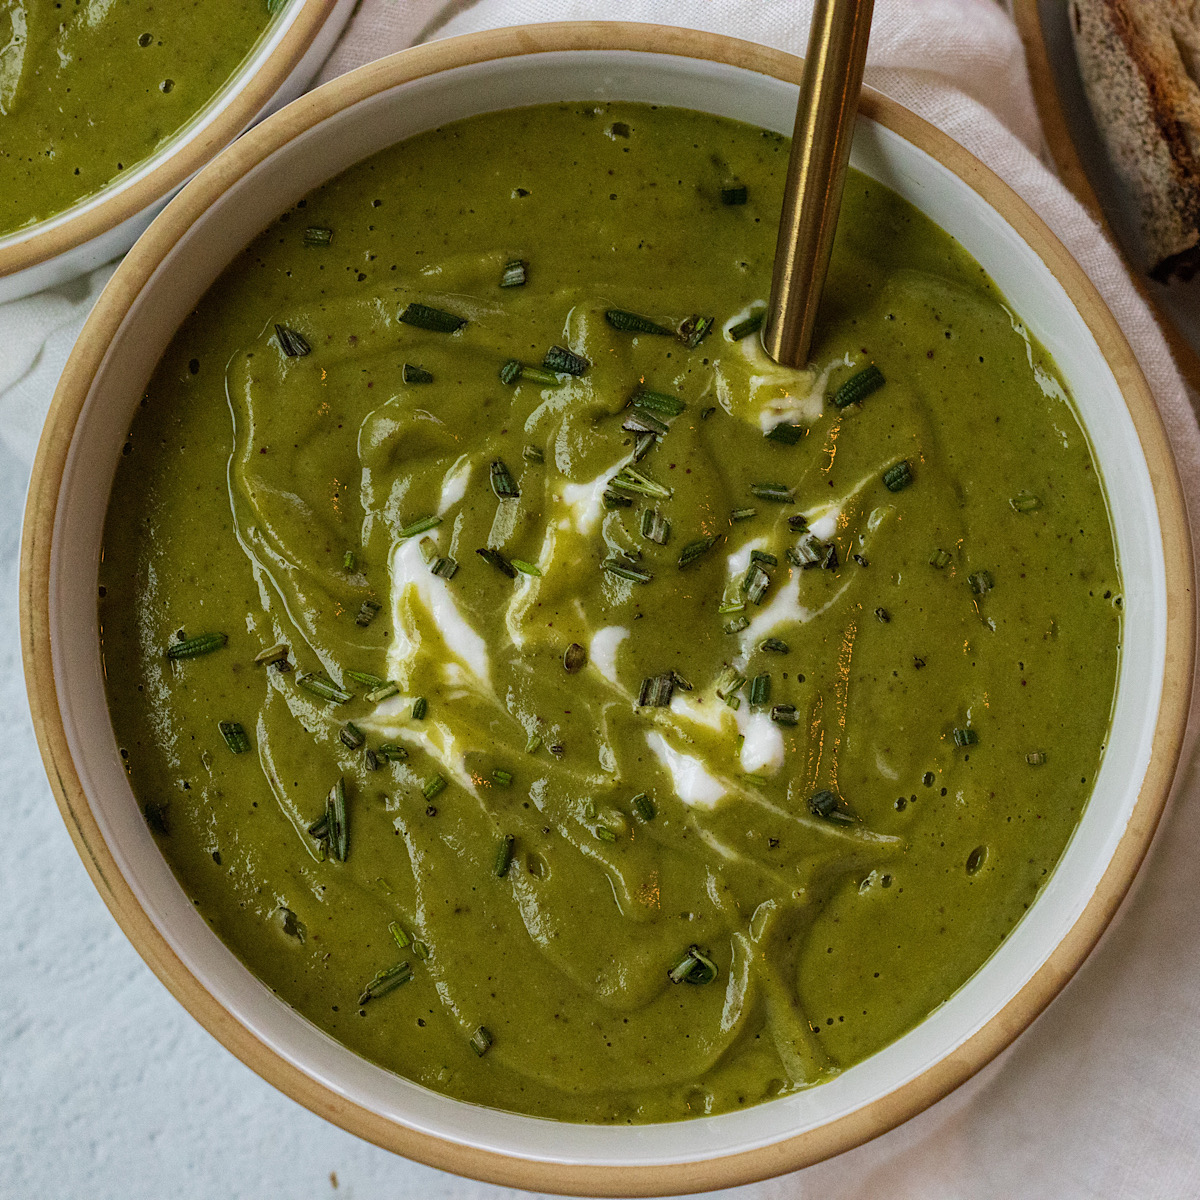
[762,0,875,367]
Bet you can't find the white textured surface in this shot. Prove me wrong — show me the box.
[4,0,1200,1196]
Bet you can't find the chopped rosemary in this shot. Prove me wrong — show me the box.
[744,564,772,605]
[396,515,442,540]
[787,513,809,532]
[339,721,366,750]
[511,559,542,577]
[398,302,466,333]
[966,845,987,875]
[788,533,824,568]
[749,482,794,503]
[490,459,520,500]
[563,643,587,674]
[492,768,513,786]
[632,793,656,821]
[430,556,459,579]
[542,345,590,375]
[632,432,655,462]
[668,945,719,985]
[1010,490,1042,512]
[366,682,399,703]
[607,465,672,499]
[346,669,385,687]
[355,600,382,627]
[476,547,518,578]
[274,324,311,358]
[718,580,744,615]
[831,363,885,409]
[167,632,227,660]
[605,309,673,336]
[637,672,677,707]
[358,960,412,1005]
[604,556,653,584]
[422,774,446,799]
[882,460,913,492]
[297,672,352,703]
[594,825,617,843]
[730,507,757,522]
[412,697,427,720]
[389,922,410,949]
[378,743,408,762]
[641,508,670,545]
[720,184,748,205]
[875,607,890,623]
[760,637,789,653]
[501,360,560,386]
[303,226,333,247]
[969,569,994,595]
[524,731,543,754]
[766,423,805,445]
[679,314,715,348]
[469,1026,493,1056]
[952,728,978,747]
[343,550,357,572]
[728,311,764,341]
[500,258,527,288]
[749,674,771,707]
[929,548,953,569]
[602,490,632,510]
[724,615,750,634]
[522,444,545,464]
[495,834,515,878]
[254,643,289,666]
[218,721,251,754]
[499,359,521,385]
[770,704,799,726]
[402,363,434,384]
[678,535,720,568]
[1026,751,1046,765]
[628,389,685,417]
[364,748,380,771]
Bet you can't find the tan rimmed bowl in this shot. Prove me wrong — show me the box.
[0,0,356,303]
[19,22,1195,1196]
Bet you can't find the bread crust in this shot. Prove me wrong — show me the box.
[1070,0,1200,275]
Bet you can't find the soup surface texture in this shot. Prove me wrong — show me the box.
[0,0,275,235]
[100,103,1121,1123]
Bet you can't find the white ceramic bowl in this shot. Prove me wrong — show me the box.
[0,0,356,303]
[21,23,1193,1196]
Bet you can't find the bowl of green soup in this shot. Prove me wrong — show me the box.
[21,21,1194,1195]
[0,0,356,302]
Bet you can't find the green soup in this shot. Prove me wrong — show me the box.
[0,0,276,236]
[99,103,1121,1123]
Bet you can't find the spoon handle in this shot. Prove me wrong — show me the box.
[762,0,875,367]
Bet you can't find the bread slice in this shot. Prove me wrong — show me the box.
[1070,0,1200,278]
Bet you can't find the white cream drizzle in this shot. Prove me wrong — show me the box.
[589,626,629,685]
[645,731,726,808]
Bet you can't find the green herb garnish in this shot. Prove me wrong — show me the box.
[677,535,720,568]
[542,345,589,375]
[500,259,527,288]
[297,672,353,703]
[628,389,685,417]
[607,465,672,499]
[303,226,333,247]
[760,637,789,653]
[274,324,310,358]
[490,459,519,500]
[605,309,673,336]
[728,311,764,341]
[492,768,514,786]
[929,548,953,569]
[831,364,885,409]
[969,569,994,595]
[167,632,227,660]
[604,557,653,584]
[366,682,399,702]
[402,363,433,384]
[470,1026,493,1056]
[730,507,757,522]
[218,721,251,754]
[495,834,515,878]
[749,674,771,707]
[668,945,718,985]
[412,697,427,720]
[355,600,381,627]
[679,314,715,349]
[422,774,446,800]
[766,423,804,445]
[563,643,586,674]
[398,303,466,333]
[749,482,794,503]
[641,508,670,545]
[254,643,289,666]
[770,704,799,726]
[397,515,442,540]
[1010,491,1042,512]
[952,728,978,747]
[522,444,545,464]
[882,460,913,492]
[339,721,365,750]
[476,547,517,578]
[632,793,656,822]
[358,960,412,1005]
[637,672,676,707]
[720,184,748,205]
[511,559,542,576]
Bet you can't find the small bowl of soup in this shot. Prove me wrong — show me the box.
[21,22,1193,1195]
[0,0,356,302]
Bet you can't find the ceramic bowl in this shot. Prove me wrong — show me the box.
[0,0,356,303]
[20,22,1194,1196]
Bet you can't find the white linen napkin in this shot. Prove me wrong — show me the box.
[5,2,1200,1197]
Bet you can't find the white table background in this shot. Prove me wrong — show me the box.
[7,1,1200,1196]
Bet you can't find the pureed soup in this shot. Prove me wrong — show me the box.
[99,103,1121,1123]
[0,0,276,236]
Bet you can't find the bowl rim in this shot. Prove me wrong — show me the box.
[0,0,340,281]
[19,21,1195,1196]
